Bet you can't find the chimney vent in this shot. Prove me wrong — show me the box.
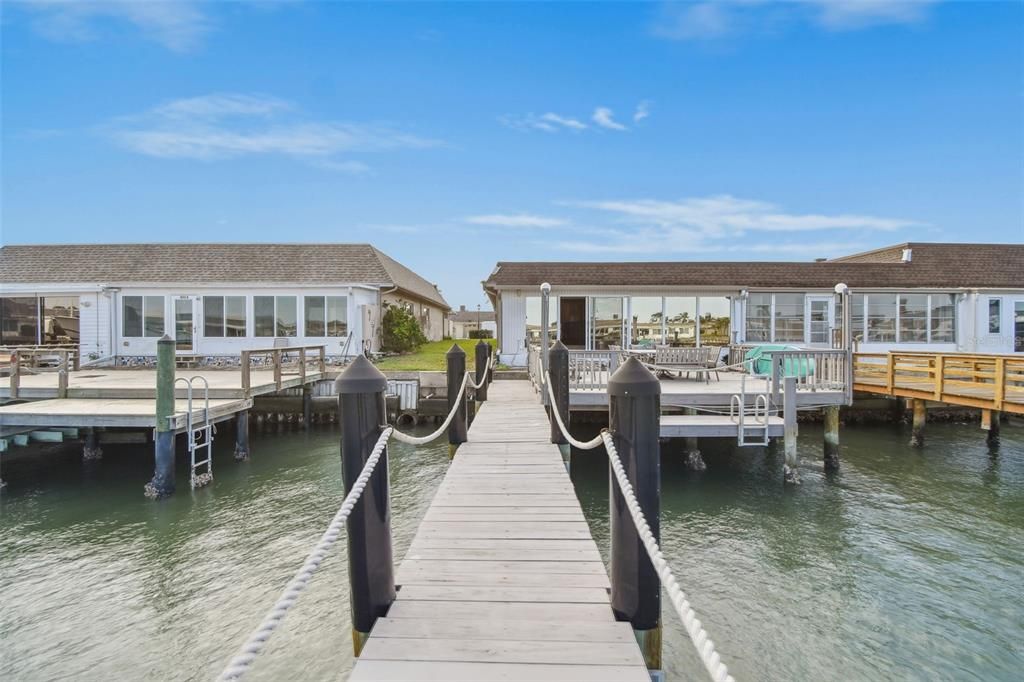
[901,248,912,263]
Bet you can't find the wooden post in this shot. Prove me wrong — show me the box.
[145,336,176,499]
[683,407,705,471]
[885,352,895,393]
[607,357,662,672]
[302,386,312,430]
[474,339,490,402]
[82,428,102,461]
[771,353,782,407]
[9,351,19,400]
[933,354,945,401]
[783,376,800,484]
[993,357,1005,410]
[318,345,326,374]
[446,344,468,458]
[336,356,395,656]
[273,349,282,390]
[299,346,307,383]
[548,340,569,446]
[910,398,926,447]
[234,410,250,460]
[981,409,1000,447]
[58,350,69,399]
[823,405,840,473]
[72,349,80,371]
[241,350,251,396]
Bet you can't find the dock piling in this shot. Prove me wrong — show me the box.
[823,405,840,472]
[145,335,176,499]
[234,411,250,461]
[607,357,662,672]
[683,407,706,471]
[474,340,489,402]
[910,398,926,447]
[548,340,569,447]
[446,344,468,458]
[783,376,800,485]
[336,356,395,656]
[302,386,312,430]
[981,409,1000,447]
[82,428,102,461]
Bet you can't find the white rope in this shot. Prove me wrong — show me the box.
[390,372,471,445]
[601,430,735,682]
[217,426,394,681]
[543,369,733,682]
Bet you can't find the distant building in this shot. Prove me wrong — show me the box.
[448,305,496,339]
[0,243,450,364]
[482,242,1024,366]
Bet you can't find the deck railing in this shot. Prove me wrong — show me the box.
[5,347,80,399]
[853,351,1024,413]
[240,345,326,394]
[568,349,622,391]
[767,349,851,406]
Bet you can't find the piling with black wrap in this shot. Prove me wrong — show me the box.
[548,340,569,446]
[607,357,662,671]
[336,355,395,656]
[823,405,841,472]
[145,335,176,499]
[234,411,250,461]
[446,344,467,457]
[474,340,489,402]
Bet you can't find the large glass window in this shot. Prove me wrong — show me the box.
[254,296,275,337]
[590,297,623,349]
[253,296,295,337]
[123,296,164,338]
[745,294,771,343]
[41,296,79,345]
[867,294,897,342]
[204,296,246,337]
[305,296,348,336]
[850,294,865,343]
[630,297,663,348]
[0,297,39,345]
[664,297,697,347]
[774,294,805,342]
[989,298,1001,333]
[899,294,928,343]
[1015,302,1024,353]
[276,297,296,336]
[524,297,558,346]
[699,297,731,346]
[930,294,956,343]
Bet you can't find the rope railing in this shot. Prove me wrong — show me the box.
[544,370,735,682]
[218,364,488,680]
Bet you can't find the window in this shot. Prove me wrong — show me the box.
[850,294,865,343]
[899,294,928,343]
[524,296,558,346]
[41,297,80,345]
[204,296,246,337]
[0,297,39,345]
[867,294,897,342]
[774,294,805,342]
[590,297,623,349]
[304,296,348,336]
[989,298,1001,334]
[745,294,771,343]
[699,297,731,346]
[930,294,956,343]
[630,297,664,347]
[665,297,697,347]
[254,296,297,337]
[1014,302,1023,353]
[123,296,164,337]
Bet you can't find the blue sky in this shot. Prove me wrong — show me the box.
[2,1,1022,307]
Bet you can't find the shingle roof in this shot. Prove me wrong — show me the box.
[449,308,496,323]
[484,243,1024,290]
[0,243,450,309]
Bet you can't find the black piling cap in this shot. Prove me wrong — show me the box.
[607,356,661,397]
[335,354,388,394]
[475,339,488,348]
[446,343,466,358]
[549,339,568,358]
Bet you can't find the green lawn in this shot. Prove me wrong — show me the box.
[374,338,497,371]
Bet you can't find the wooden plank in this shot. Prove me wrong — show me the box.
[368,617,634,642]
[397,570,610,588]
[396,559,608,576]
[401,548,602,562]
[385,600,617,621]
[359,636,645,666]
[349,661,649,682]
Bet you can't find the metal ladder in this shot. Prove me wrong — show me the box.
[729,374,771,446]
[175,376,214,488]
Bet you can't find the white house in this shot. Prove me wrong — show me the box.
[448,305,497,339]
[482,242,1024,367]
[0,243,450,365]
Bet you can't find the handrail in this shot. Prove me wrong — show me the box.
[6,347,78,399]
[239,344,327,394]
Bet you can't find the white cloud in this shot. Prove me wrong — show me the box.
[500,112,587,133]
[103,93,440,170]
[18,0,212,52]
[540,113,588,130]
[465,213,568,228]
[592,107,627,131]
[633,101,651,124]
[653,0,937,41]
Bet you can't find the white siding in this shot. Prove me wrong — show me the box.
[499,293,527,366]
[78,291,113,361]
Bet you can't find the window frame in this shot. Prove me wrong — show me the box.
[123,295,165,338]
[253,295,297,338]
[988,298,1002,334]
[203,295,247,338]
[304,295,350,337]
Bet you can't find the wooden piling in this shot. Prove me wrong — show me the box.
[683,407,705,471]
[910,398,926,447]
[981,409,1000,446]
[234,411,250,460]
[145,336,176,498]
[823,405,840,472]
[783,376,800,485]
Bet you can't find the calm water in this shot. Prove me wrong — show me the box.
[2,418,1022,680]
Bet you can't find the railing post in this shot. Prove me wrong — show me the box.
[273,349,282,390]
[933,355,944,401]
[607,357,662,672]
[885,353,895,393]
[474,339,489,402]
[994,357,1005,410]
[145,335,176,499]
[319,345,326,374]
[336,356,394,657]
[540,283,551,396]
[783,376,800,485]
[10,351,19,400]
[771,353,782,407]
[72,349,80,371]
[58,350,69,399]
[446,343,468,458]
[549,340,569,447]
[299,346,307,383]
[240,350,251,396]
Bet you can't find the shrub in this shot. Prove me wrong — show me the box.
[382,303,427,353]
[468,329,494,339]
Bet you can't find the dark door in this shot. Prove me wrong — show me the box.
[560,297,586,348]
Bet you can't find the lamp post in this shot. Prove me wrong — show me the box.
[477,304,481,335]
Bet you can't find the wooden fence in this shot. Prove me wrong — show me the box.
[240,345,327,394]
[6,347,79,399]
[853,351,1024,414]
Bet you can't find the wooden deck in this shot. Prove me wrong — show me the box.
[853,352,1024,414]
[0,397,252,432]
[348,381,650,682]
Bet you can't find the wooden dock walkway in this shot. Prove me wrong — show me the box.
[348,380,650,682]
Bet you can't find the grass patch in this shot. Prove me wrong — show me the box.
[374,339,497,371]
